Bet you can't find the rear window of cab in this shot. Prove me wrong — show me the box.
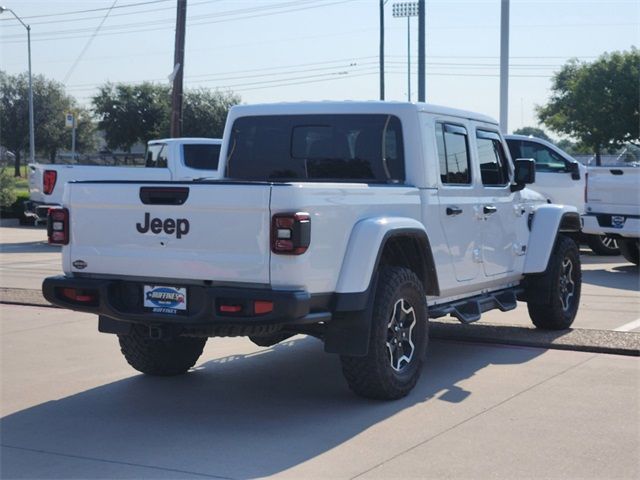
[226,114,405,183]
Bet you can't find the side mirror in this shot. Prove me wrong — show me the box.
[511,158,536,192]
[568,162,581,180]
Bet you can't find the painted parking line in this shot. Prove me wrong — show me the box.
[614,318,640,332]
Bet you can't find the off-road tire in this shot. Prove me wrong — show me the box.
[118,325,207,376]
[527,234,581,330]
[619,238,639,266]
[340,266,428,400]
[585,234,619,256]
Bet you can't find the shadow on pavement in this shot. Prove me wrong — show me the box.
[579,253,624,265]
[0,338,543,479]
[581,264,640,291]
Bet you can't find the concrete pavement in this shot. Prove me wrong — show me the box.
[1,304,638,479]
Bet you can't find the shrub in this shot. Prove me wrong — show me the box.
[0,169,17,208]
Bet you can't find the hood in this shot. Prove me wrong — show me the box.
[519,187,547,205]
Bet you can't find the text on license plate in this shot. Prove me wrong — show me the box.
[144,285,187,313]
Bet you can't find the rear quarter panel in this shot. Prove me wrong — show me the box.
[269,183,421,294]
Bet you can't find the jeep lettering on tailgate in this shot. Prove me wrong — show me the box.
[136,212,190,238]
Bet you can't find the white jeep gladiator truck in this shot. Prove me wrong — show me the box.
[43,102,582,400]
[26,137,221,223]
[582,166,639,265]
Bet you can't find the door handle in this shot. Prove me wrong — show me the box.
[446,206,463,216]
[483,205,497,215]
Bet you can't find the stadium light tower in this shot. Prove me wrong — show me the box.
[392,2,419,101]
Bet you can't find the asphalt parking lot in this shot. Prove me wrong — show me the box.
[1,224,639,479]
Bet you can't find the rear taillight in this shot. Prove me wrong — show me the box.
[47,208,69,245]
[58,287,98,306]
[271,212,311,255]
[43,170,57,195]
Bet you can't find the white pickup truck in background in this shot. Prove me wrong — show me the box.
[582,166,640,265]
[25,137,221,223]
[505,134,621,256]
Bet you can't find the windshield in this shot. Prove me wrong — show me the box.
[226,114,405,182]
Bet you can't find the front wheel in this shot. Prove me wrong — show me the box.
[619,238,639,266]
[527,234,582,330]
[340,267,428,400]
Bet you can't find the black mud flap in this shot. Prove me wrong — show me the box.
[324,274,378,357]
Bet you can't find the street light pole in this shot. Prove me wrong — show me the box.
[0,6,35,165]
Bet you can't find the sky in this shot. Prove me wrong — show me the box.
[0,0,638,136]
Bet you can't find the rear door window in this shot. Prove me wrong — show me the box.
[435,122,471,185]
[226,114,405,182]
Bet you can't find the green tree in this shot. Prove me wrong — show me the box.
[182,89,241,138]
[537,48,640,165]
[0,71,96,174]
[0,169,17,207]
[92,82,170,152]
[512,127,552,142]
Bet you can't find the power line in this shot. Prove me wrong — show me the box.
[0,0,172,22]
[63,1,119,85]
[2,0,355,43]
[0,0,217,27]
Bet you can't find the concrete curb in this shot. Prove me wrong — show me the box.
[0,287,52,308]
[1,288,638,356]
[430,320,640,357]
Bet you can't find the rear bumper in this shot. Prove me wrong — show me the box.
[42,275,326,328]
[581,213,640,238]
[24,201,58,222]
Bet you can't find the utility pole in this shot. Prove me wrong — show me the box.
[379,0,385,100]
[170,0,187,138]
[417,0,425,102]
[499,0,509,133]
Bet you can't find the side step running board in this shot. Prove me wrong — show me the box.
[430,288,521,324]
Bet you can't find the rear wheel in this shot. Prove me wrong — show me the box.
[118,325,206,376]
[526,234,581,330]
[340,267,428,400]
[585,234,620,256]
[619,238,639,266]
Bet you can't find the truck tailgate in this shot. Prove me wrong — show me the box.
[65,183,272,284]
[587,167,640,215]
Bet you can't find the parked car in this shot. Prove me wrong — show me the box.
[43,102,581,400]
[25,138,221,224]
[505,134,620,255]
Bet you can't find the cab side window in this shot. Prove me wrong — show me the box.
[519,141,568,172]
[476,130,509,186]
[435,123,471,185]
